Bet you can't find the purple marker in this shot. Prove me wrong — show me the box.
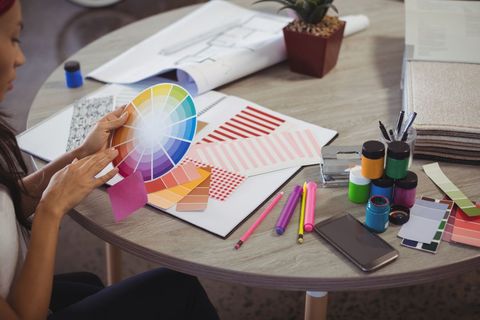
[275,185,302,235]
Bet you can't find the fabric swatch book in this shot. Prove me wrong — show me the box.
[17,79,337,238]
[402,0,480,164]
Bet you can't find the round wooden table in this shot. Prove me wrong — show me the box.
[27,0,480,318]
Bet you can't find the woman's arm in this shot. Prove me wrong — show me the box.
[19,107,128,218]
[0,148,118,320]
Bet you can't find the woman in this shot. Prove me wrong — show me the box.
[0,1,219,319]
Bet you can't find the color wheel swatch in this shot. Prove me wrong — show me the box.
[176,167,211,212]
[111,83,197,185]
[148,167,210,209]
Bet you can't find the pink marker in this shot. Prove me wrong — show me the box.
[235,192,284,249]
[304,181,317,232]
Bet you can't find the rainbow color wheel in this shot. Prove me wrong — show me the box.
[111,83,197,184]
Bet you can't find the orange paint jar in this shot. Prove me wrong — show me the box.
[361,140,385,179]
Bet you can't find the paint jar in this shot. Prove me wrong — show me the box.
[393,171,418,208]
[348,166,371,204]
[370,175,394,203]
[361,140,385,179]
[64,60,83,88]
[385,141,410,179]
[379,127,417,168]
[365,195,390,233]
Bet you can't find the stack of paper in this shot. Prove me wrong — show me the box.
[402,0,480,164]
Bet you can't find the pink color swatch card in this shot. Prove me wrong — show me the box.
[107,171,147,222]
[200,105,285,143]
[188,128,323,176]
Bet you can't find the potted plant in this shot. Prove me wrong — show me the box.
[255,0,345,78]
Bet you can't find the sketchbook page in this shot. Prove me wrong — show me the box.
[17,79,226,163]
[162,95,337,237]
[87,0,290,94]
[405,0,480,64]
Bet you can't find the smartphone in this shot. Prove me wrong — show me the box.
[314,213,399,272]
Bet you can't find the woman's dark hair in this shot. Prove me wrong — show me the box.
[0,112,31,228]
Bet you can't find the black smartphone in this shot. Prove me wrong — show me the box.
[314,213,399,272]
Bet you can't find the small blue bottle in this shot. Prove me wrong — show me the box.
[365,195,390,233]
[64,60,83,88]
[370,176,394,203]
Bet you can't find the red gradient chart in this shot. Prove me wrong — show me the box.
[111,83,197,189]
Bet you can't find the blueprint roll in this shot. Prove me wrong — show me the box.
[342,15,370,37]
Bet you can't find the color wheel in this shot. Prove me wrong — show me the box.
[111,83,197,185]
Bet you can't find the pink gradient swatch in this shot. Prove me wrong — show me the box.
[108,171,147,222]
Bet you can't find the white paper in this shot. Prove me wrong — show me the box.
[88,0,290,95]
[405,0,480,64]
[17,82,337,238]
[88,0,369,95]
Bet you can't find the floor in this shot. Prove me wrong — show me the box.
[2,0,479,319]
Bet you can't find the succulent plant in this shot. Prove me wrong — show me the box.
[255,0,338,25]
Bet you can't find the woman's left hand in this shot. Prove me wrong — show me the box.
[76,106,129,158]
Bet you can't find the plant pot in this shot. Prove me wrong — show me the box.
[283,20,346,78]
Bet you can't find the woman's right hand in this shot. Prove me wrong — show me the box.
[37,148,119,220]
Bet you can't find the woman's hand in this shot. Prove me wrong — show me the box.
[76,106,128,158]
[37,148,119,220]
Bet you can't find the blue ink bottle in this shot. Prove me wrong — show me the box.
[64,60,83,88]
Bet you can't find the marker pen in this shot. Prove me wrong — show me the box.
[275,185,302,235]
[304,181,317,232]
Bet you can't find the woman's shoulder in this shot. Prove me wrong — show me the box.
[0,184,21,298]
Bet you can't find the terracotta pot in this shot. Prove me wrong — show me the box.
[283,20,346,78]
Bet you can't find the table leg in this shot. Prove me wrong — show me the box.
[105,243,122,285]
[304,291,328,320]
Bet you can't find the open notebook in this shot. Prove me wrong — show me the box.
[17,80,336,238]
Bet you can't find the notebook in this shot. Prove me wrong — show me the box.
[402,0,480,164]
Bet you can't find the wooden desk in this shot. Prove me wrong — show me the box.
[27,0,480,318]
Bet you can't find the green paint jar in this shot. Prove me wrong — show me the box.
[385,141,410,179]
[348,166,371,204]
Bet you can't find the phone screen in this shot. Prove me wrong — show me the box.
[314,213,398,271]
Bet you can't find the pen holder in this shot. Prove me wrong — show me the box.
[380,127,416,168]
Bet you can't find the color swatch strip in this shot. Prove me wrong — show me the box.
[200,105,285,143]
[189,129,323,176]
[398,199,449,244]
[182,158,246,201]
[147,167,210,209]
[451,202,480,248]
[423,162,480,217]
[144,161,200,193]
[401,197,453,254]
[176,167,211,212]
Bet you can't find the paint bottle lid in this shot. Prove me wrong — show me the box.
[387,141,410,160]
[349,166,371,185]
[389,205,410,225]
[372,176,394,188]
[362,140,385,159]
[64,60,81,72]
[394,171,418,189]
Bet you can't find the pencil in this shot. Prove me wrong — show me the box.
[234,192,284,249]
[298,182,307,244]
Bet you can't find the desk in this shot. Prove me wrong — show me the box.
[27,0,480,318]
